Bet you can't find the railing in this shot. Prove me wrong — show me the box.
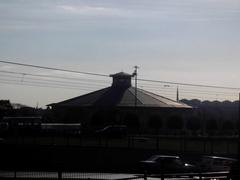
[0,134,238,156]
[0,170,235,180]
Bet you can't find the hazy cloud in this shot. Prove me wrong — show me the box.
[57,5,124,16]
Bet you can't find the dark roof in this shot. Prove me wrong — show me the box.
[110,72,132,77]
[50,86,191,109]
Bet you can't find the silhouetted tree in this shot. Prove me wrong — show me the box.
[221,121,235,135]
[167,115,183,133]
[186,116,201,131]
[206,118,218,135]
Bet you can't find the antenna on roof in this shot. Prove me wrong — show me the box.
[133,66,139,107]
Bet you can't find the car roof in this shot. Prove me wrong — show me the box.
[151,155,180,159]
[105,125,127,128]
[202,156,237,161]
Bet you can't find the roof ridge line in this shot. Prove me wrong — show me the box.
[49,87,110,106]
[93,86,115,105]
[138,88,191,108]
[137,88,170,106]
[129,87,143,105]
[139,88,181,104]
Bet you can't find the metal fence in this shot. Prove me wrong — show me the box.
[0,170,235,180]
[1,135,238,156]
[0,171,144,180]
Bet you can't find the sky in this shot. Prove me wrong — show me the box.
[0,0,240,107]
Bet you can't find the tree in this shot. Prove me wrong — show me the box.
[186,116,201,131]
[206,118,218,135]
[167,115,183,132]
[221,121,235,135]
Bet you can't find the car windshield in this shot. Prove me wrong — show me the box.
[147,156,161,161]
[147,156,178,162]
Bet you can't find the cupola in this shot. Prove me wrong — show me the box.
[110,72,132,88]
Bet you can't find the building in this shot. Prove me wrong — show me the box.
[48,72,192,134]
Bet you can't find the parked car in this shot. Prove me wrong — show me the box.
[41,123,81,136]
[229,160,240,180]
[140,155,195,174]
[95,125,127,138]
[197,156,237,172]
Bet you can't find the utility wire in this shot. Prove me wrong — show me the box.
[1,69,237,96]
[0,60,109,77]
[1,60,240,90]
[2,71,236,97]
[140,85,239,96]
[0,70,110,84]
[0,77,106,89]
[0,79,103,91]
[138,79,240,91]
[0,74,108,88]
[0,69,238,98]
[0,78,238,101]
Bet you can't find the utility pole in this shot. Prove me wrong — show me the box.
[133,66,139,107]
[176,86,179,102]
[238,92,240,159]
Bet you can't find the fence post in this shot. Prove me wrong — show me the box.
[14,170,16,179]
[127,136,131,148]
[160,172,164,180]
[199,172,202,180]
[156,135,159,150]
[160,163,164,180]
[143,170,147,180]
[58,170,62,180]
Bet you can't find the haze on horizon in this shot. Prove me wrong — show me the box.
[0,0,240,107]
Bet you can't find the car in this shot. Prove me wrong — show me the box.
[95,125,127,138]
[196,156,237,172]
[229,160,240,180]
[139,155,195,174]
[41,123,81,136]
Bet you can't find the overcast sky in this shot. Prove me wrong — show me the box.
[0,0,240,107]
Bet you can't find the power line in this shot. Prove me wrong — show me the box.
[0,77,106,89]
[139,85,239,96]
[0,78,238,101]
[0,72,109,87]
[0,78,103,92]
[0,70,110,84]
[138,78,240,91]
[2,72,236,98]
[1,59,240,91]
[0,69,238,97]
[0,60,109,77]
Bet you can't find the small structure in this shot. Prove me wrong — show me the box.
[0,100,13,120]
[48,72,192,134]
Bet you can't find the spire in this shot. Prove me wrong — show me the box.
[133,66,139,107]
[176,86,179,102]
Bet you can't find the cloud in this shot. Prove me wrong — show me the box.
[59,5,106,13]
[57,5,125,16]
[0,65,14,71]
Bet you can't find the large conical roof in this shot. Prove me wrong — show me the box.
[49,86,191,109]
[49,72,191,109]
